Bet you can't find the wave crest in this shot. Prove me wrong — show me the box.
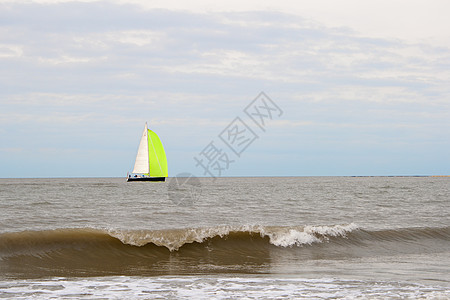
[1,225,449,278]
[107,223,359,251]
[262,224,359,247]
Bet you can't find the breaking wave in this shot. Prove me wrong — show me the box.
[107,223,359,250]
[1,224,449,278]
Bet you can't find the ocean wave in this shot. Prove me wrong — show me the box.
[0,225,449,278]
[107,223,359,250]
[1,224,449,255]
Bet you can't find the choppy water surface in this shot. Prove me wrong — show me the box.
[0,177,449,299]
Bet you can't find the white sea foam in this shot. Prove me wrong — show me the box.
[106,223,359,250]
[1,276,448,300]
[263,223,359,247]
[107,225,261,250]
[266,228,321,247]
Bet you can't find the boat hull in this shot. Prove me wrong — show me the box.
[127,177,166,182]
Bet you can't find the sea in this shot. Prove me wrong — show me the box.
[0,176,449,299]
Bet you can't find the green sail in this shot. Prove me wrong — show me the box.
[147,129,168,177]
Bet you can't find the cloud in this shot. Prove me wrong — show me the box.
[4,0,450,46]
[3,4,448,97]
[0,1,449,176]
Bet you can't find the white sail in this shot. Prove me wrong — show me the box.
[132,123,149,174]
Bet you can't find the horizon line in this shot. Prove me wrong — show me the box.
[0,175,449,179]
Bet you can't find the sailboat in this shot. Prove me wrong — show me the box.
[127,122,168,182]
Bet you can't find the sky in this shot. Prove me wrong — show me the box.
[0,0,449,177]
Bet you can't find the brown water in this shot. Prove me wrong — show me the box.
[0,177,449,298]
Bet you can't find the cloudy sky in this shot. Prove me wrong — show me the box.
[1,0,449,177]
